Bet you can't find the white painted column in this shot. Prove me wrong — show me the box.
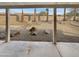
[5,8,10,42]
[53,8,57,44]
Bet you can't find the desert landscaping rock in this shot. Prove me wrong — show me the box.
[10,31,20,37]
[44,30,50,34]
[29,27,37,36]
[0,33,6,39]
[30,31,37,36]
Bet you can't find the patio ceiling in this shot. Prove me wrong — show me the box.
[0,2,79,8]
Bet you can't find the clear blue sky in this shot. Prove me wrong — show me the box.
[0,8,70,15]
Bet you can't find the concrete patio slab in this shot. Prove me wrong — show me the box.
[57,42,79,57]
[0,41,60,57]
[0,41,79,57]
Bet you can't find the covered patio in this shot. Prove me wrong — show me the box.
[0,2,79,57]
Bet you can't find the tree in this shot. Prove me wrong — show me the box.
[38,11,47,16]
[67,8,77,21]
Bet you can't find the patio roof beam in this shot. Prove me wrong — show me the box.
[0,2,79,8]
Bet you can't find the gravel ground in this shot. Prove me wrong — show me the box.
[0,21,79,42]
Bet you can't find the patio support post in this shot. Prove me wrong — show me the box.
[53,8,57,44]
[38,14,40,21]
[73,8,76,21]
[21,9,24,22]
[28,15,30,21]
[16,15,19,21]
[33,8,36,22]
[63,8,66,21]
[46,8,49,22]
[5,8,10,42]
